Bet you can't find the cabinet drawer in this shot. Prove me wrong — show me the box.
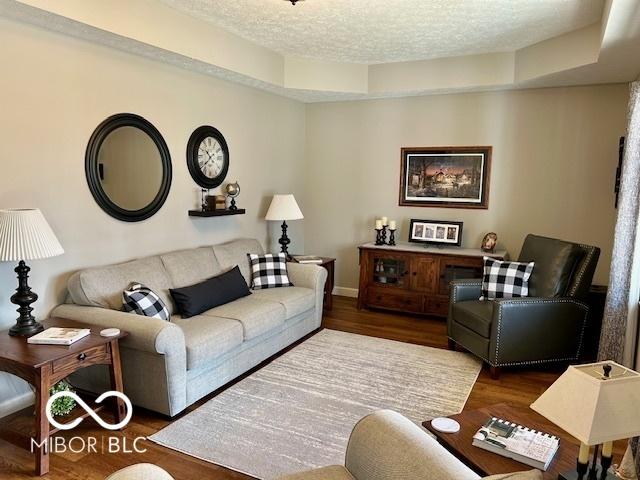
[427,297,449,317]
[52,345,110,376]
[367,289,423,313]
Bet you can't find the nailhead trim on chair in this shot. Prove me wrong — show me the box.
[567,244,596,297]
[492,298,589,367]
[451,280,482,304]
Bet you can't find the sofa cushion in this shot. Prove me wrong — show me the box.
[452,300,494,338]
[213,238,264,286]
[67,256,174,313]
[251,287,315,319]
[160,247,221,288]
[172,315,244,370]
[518,235,581,297]
[202,296,286,340]
[170,266,251,318]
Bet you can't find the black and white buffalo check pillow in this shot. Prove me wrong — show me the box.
[248,253,294,289]
[480,257,535,300]
[122,282,170,321]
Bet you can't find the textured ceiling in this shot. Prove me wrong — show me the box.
[159,0,604,64]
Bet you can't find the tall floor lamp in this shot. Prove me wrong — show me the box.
[265,194,303,258]
[0,209,64,337]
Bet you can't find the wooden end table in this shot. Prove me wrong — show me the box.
[0,318,128,476]
[423,403,579,479]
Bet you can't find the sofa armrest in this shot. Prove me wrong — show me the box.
[490,297,589,366]
[287,262,328,293]
[52,304,185,355]
[345,410,479,480]
[450,279,482,304]
[105,463,175,480]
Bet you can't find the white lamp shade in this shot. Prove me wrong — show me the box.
[0,209,64,261]
[530,361,640,445]
[265,194,304,221]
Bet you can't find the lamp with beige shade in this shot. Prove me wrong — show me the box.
[0,209,64,336]
[531,361,640,480]
[265,194,304,258]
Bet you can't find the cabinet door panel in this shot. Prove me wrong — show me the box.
[370,253,411,290]
[438,257,484,296]
[410,256,438,293]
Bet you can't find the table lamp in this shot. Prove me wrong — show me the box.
[0,209,64,337]
[265,194,303,258]
[530,361,640,480]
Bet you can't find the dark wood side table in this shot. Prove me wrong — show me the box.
[423,403,579,479]
[319,257,336,310]
[0,318,127,476]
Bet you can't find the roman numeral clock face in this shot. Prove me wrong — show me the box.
[198,137,224,178]
[187,126,229,188]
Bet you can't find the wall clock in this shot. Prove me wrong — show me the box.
[186,125,229,188]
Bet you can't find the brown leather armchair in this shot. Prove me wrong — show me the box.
[447,234,600,379]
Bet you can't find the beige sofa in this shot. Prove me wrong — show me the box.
[105,410,541,480]
[52,238,327,417]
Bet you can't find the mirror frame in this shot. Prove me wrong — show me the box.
[85,113,172,222]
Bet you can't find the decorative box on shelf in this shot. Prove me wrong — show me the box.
[188,209,246,217]
[357,241,507,317]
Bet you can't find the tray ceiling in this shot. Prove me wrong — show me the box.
[159,0,604,64]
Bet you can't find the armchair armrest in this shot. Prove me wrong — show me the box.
[449,279,482,304]
[490,297,589,366]
[51,304,185,356]
[345,410,479,480]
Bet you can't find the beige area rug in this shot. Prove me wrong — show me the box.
[149,329,481,479]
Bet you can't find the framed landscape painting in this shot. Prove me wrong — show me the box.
[399,146,492,209]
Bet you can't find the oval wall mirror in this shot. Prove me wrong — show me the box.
[85,113,172,222]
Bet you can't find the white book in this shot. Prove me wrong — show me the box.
[293,255,323,264]
[27,327,91,346]
[472,417,560,471]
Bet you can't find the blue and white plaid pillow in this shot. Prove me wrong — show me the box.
[122,282,170,321]
[480,257,534,300]
[248,253,293,289]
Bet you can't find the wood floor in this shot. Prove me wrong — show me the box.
[0,297,594,479]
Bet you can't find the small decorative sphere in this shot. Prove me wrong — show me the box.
[225,182,240,198]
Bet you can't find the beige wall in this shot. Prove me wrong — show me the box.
[304,85,629,292]
[0,18,306,328]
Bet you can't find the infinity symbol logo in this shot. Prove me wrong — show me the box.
[45,391,133,431]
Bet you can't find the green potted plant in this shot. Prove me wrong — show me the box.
[49,380,76,417]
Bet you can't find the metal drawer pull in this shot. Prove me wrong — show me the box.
[77,353,87,361]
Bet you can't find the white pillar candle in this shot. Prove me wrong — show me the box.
[602,441,613,458]
[375,220,383,230]
[381,217,388,226]
[579,443,590,464]
[389,220,396,230]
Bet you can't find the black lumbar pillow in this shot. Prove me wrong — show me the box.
[169,265,251,319]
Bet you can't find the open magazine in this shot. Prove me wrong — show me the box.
[472,417,559,471]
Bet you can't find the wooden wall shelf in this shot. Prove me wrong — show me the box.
[188,209,246,217]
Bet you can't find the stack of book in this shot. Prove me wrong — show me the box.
[472,417,560,471]
[27,327,91,346]
[292,255,323,264]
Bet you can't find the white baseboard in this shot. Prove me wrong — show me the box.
[332,286,359,298]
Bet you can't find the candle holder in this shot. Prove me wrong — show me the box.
[201,189,207,212]
[381,225,388,245]
[388,229,396,246]
[375,228,384,245]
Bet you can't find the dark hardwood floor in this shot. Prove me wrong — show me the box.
[0,296,618,479]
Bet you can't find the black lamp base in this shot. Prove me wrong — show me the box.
[8,260,43,337]
[278,220,292,259]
